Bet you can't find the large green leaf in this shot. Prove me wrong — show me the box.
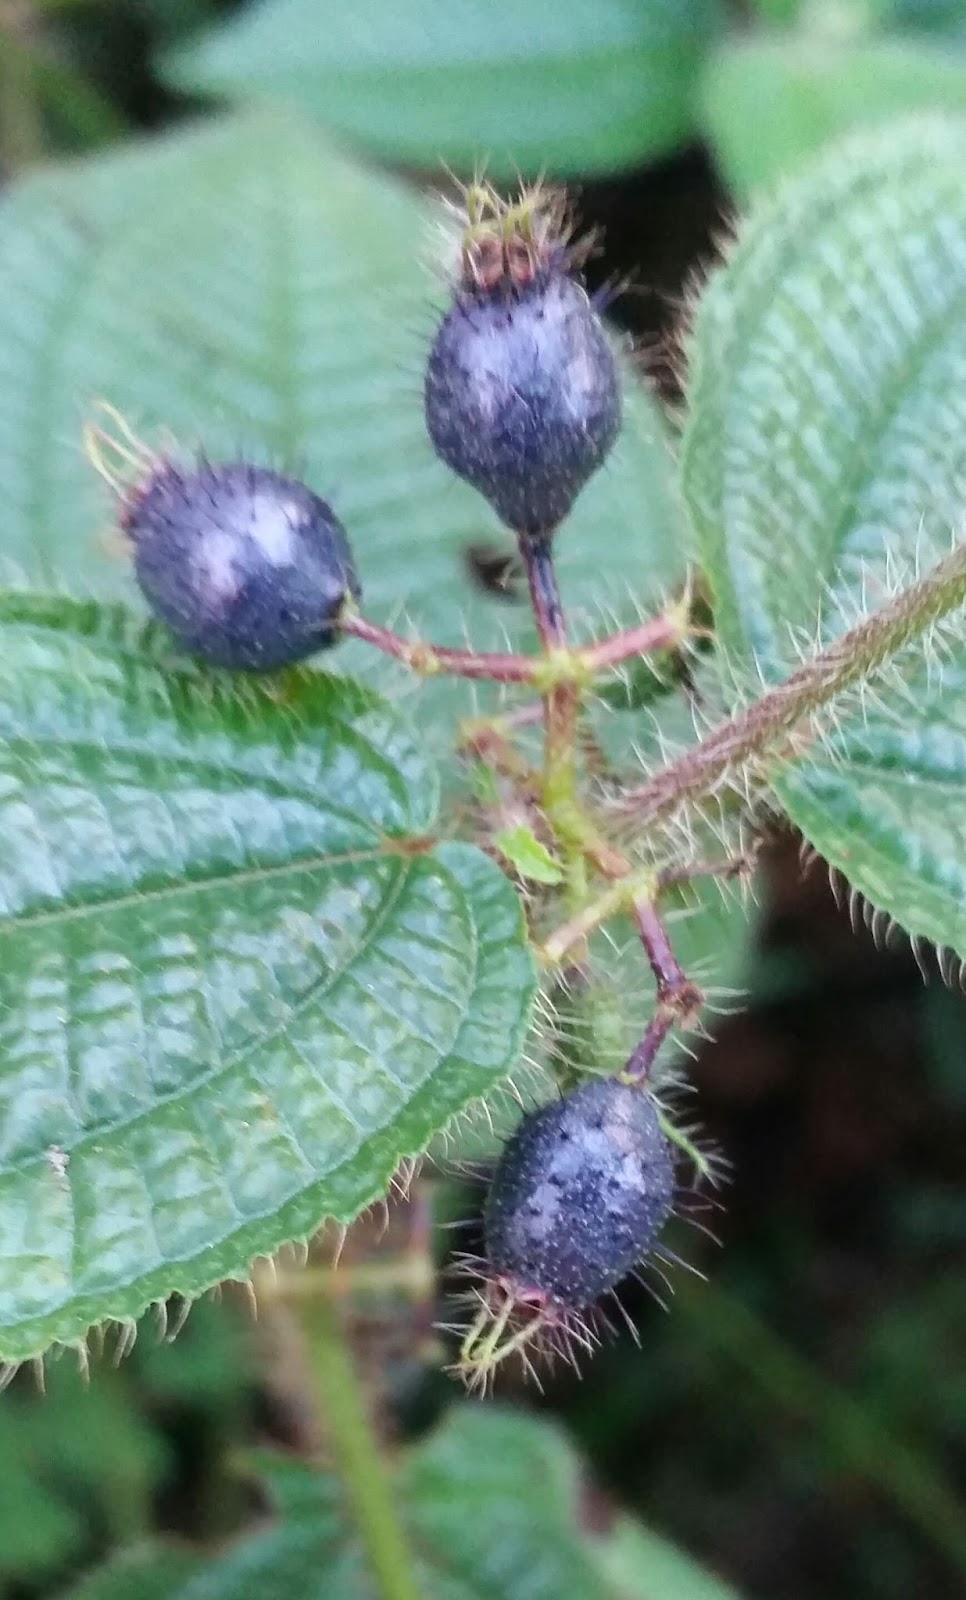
[164,0,723,178]
[701,35,966,197]
[0,593,535,1362]
[63,1408,745,1599]
[681,116,966,959]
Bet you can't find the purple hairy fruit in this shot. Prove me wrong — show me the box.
[458,1076,675,1388]
[124,459,360,671]
[487,1076,675,1305]
[424,183,621,540]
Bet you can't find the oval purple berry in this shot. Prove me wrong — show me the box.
[484,1076,674,1309]
[425,269,621,539]
[126,461,360,671]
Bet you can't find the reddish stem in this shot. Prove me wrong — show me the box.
[524,534,566,648]
[623,898,704,1085]
[633,899,693,1003]
[623,1012,678,1085]
[658,852,756,891]
[341,613,539,683]
[580,614,686,671]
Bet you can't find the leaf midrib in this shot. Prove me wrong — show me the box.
[0,841,400,936]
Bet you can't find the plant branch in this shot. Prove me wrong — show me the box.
[521,534,582,816]
[540,865,658,964]
[617,540,966,826]
[341,612,543,682]
[580,610,696,672]
[342,599,688,693]
[622,899,704,1083]
[301,1291,422,1600]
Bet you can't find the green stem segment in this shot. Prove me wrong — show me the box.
[303,1292,422,1600]
[519,530,595,931]
[521,534,581,813]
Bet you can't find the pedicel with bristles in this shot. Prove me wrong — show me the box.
[456,1074,675,1389]
[424,181,622,540]
[86,406,360,671]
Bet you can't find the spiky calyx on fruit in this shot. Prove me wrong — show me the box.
[454,180,581,295]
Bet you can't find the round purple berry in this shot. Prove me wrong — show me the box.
[425,269,621,539]
[125,461,360,671]
[484,1076,674,1309]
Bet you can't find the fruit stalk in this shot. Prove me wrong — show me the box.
[623,898,703,1083]
[521,534,581,815]
[580,610,691,671]
[340,613,544,682]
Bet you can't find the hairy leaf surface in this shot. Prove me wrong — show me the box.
[683,117,966,959]
[0,594,535,1361]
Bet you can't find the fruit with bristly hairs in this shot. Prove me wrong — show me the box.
[425,182,621,540]
[457,1076,675,1387]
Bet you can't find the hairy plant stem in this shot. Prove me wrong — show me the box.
[540,864,658,964]
[341,612,543,682]
[543,541,966,965]
[518,532,590,922]
[622,900,704,1083]
[520,534,581,809]
[300,1291,422,1600]
[342,604,686,691]
[618,539,966,826]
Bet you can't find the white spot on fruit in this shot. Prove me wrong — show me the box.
[194,529,241,601]
[249,494,300,565]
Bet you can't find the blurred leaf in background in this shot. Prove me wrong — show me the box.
[63,1408,747,1600]
[163,0,725,177]
[703,0,966,195]
[0,1292,252,1590]
[702,32,966,195]
[0,6,963,1600]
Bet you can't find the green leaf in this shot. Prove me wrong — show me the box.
[0,110,682,764]
[0,1359,168,1567]
[405,1408,744,1600]
[681,116,966,959]
[164,0,723,179]
[66,1546,203,1600]
[63,1408,746,1600]
[493,824,563,885]
[889,0,966,39]
[702,36,966,197]
[746,0,803,19]
[591,1518,744,1600]
[0,592,535,1363]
